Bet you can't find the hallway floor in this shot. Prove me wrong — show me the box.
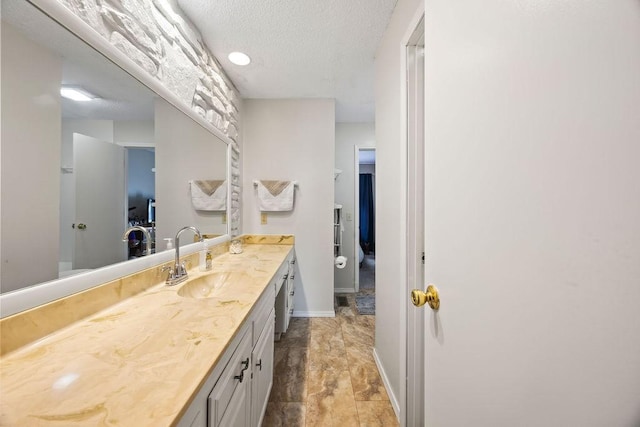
[263,293,397,426]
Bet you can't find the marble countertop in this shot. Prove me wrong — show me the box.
[0,243,293,426]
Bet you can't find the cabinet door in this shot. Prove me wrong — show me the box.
[219,378,250,427]
[251,311,275,427]
[209,328,252,427]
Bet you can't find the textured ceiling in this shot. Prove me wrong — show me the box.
[177,0,397,122]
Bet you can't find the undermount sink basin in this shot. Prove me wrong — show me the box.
[177,271,248,299]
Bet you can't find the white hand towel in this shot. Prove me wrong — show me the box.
[190,180,227,211]
[257,180,294,212]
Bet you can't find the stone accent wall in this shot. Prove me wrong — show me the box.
[59,0,240,144]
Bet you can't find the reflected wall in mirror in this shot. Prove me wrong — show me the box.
[0,0,229,294]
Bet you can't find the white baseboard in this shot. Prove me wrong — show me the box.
[334,288,356,293]
[373,347,401,422]
[292,310,335,318]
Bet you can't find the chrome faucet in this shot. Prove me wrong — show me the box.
[122,226,153,257]
[165,226,203,286]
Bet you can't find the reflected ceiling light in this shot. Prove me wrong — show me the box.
[228,51,251,66]
[60,86,96,102]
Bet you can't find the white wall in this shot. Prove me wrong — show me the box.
[334,123,375,292]
[1,23,62,292]
[155,99,228,244]
[114,121,155,145]
[373,0,424,413]
[242,99,335,316]
[1,24,61,292]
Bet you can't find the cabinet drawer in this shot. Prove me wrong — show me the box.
[252,285,275,346]
[208,327,252,427]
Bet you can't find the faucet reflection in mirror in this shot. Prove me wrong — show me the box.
[164,226,204,286]
[122,226,154,259]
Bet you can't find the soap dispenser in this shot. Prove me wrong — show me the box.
[164,238,174,250]
[200,240,212,271]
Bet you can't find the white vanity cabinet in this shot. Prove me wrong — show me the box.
[177,249,293,427]
[275,251,296,337]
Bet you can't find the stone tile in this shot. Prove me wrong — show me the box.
[262,402,305,426]
[345,342,376,366]
[356,401,399,427]
[308,340,348,371]
[306,370,359,427]
[277,317,311,348]
[340,315,375,348]
[308,319,348,371]
[310,317,342,334]
[269,289,392,426]
[335,305,357,317]
[345,346,388,401]
[269,347,308,402]
[348,364,388,401]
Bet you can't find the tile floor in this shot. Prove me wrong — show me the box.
[263,292,398,426]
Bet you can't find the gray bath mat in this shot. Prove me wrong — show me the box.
[355,295,375,315]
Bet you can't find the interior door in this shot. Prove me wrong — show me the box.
[416,1,640,425]
[73,133,126,269]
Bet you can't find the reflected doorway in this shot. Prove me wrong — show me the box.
[125,147,156,259]
[355,148,376,300]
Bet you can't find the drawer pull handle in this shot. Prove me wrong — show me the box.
[290,291,295,296]
[234,358,250,383]
[256,359,262,371]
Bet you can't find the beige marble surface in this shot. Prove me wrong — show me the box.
[0,242,293,426]
[265,296,400,427]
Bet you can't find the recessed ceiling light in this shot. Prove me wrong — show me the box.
[228,51,251,66]
[60,86,96,102]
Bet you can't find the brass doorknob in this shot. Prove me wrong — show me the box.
[77,223,87,230]
[411,285,440,310]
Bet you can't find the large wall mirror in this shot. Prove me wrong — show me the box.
[1,0,230,302]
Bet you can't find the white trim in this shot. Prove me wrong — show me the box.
[374,347,400,421]
[0,238,226,317]
[292,310,335,318]
[399,6,427,427]
[334,287,356,294]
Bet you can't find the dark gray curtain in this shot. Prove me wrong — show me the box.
[359,174,375,253]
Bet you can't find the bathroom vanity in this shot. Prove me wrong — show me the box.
[179,246,295,427]
[0,237,296,427]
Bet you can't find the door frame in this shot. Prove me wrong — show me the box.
[354,146,376,293]
[400,10,426,427]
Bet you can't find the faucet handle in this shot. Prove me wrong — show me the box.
[161,265,175,283]
[178,262,187,277]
